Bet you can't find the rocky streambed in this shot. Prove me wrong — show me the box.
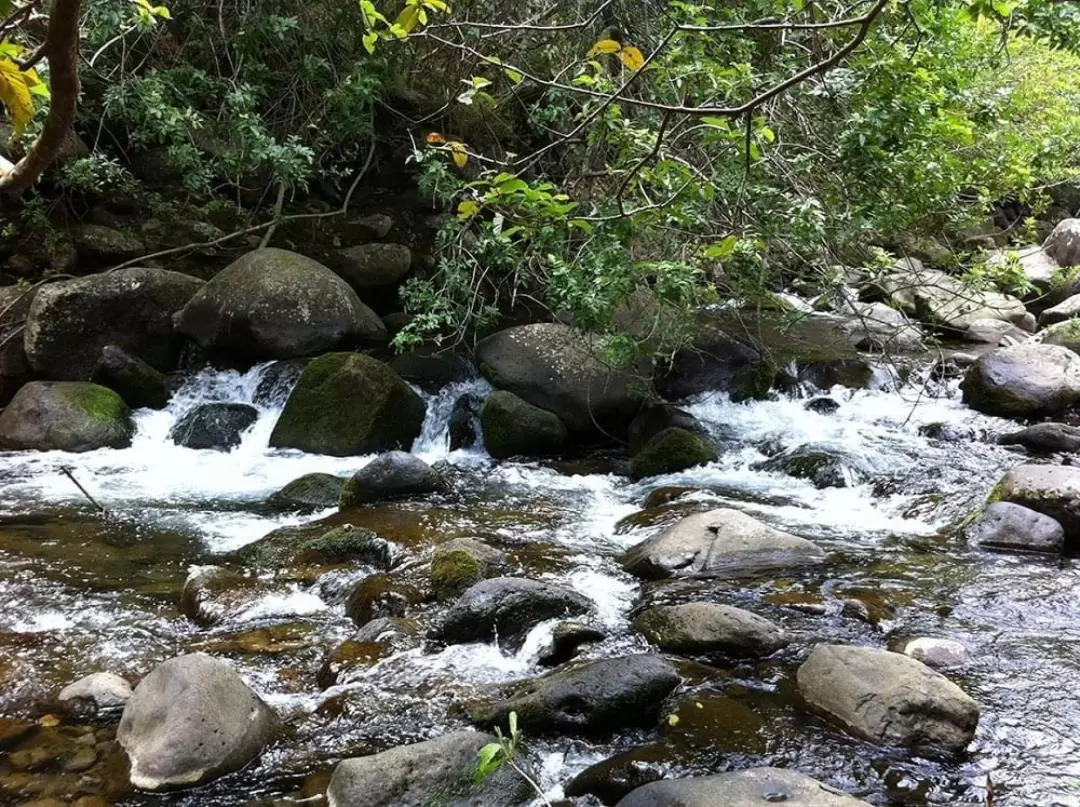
[0,356,1077,806]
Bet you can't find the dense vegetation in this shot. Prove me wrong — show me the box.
[4,0,1080,361]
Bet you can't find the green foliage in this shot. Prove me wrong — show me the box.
[474,710,521,785]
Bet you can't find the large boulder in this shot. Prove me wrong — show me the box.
[92,345,171,409]
[267,472,345,512]
[993,464,1080,546]
[470,654,680,735]
[1038,293,1080,328]
[69,223,145,262]
[169,403,258,451]
[0,285,33,405]
[961,342,1080,416]
[627,404,707,455]
[966,501,1064,554]
[998,422,1080,454]
[475,323,647,437]
[1044,218,1080,268]
[655,318,769,401]
[0,381,133,451]
[334,243,413,289]
[23,267,203,380]
[177,248,386,360]
[326,730,534,807]
[754,444,870,489]
[631,602,788,658]
[986,245,1059,299]
[796,644,978,751]
[1034,319,1080,354]
[620,508,825,580]
[116,653,278,790]
[616,768,872,807]
[339,451,443,507]
[837,301,925,352]
[430,537,509,601]
[479,389,568,459]
[629,427,717,480]
[434,577,592,648]
[269,353,426,456]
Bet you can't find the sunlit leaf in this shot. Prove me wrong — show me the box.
[666,713,679,727]
[504,68,522,84]
[457,199,480,219]
[362,31,378,54]
[618,45,645,71]
[587,39,622,56]
[0,57,35,136]
[449,140,468,168]
[704,235,738,259]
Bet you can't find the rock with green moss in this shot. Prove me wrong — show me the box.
[298,525,392,566]
[629,427,717,480]
[345,574,423,627]
[993,464,1080,548]
[430,537,508,601]
[754,444,869,489]
[269,353,426,456]
[961,342,1080,416]
[480,389,567,459]
[0,381,133,452]
[268,472,345,512]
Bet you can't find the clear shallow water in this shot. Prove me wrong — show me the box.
[0,361,1075,806]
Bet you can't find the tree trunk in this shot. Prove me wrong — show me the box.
[0,0,82,201]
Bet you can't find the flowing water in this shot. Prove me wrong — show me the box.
[0,360,1077,806]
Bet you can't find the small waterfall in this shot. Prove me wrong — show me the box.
[413,377,492,457]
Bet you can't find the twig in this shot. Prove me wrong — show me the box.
[258,183,287,249]
[60,466,106,513]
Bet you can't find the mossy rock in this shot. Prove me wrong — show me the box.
[269,353,426,456]
[0,381,134,452]
[480,390,567,459]
[629,427,718,480]
[298,525,392,566]
[429,538,507,601]
[345,574,423,627]
[268,473,346,512]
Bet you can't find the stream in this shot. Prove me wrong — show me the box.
[1,360,1078,806]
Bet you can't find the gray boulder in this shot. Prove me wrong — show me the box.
[796,644,978,751]
[449,392,482,450]
[1039,293,1080,328]
[117,653,278,790]
[620,508,825,580]
[335,243,413,288]
[961,342,1080,416]
[999,422,1080,454]
[69,223,145,262]
[326,730,533,807]
[632,602,788,658]
[339,451,443,507]
[178,248,386,360]
[616,768,872,807]
[471,654,680,735]
[268,472,345,512]
[0,381,133,451]
[269,353,426,456]
[902,638,971,671]
[837,301,924,351]
[475,323,647,436]
[93,345,171,409]
[967,501,1064,554]
[992,464,1080,546]
[435,577,592,648]
[986,245,1059,297]
[480,389,568,459]
[754,444,869,488]
[964,318,1029,345]
[24,267,203,380]
[0,285,34,405]
[1034,319,1080,354]
[169,403,258,451]
[1044,218,1080,268]
[59,672,133,714]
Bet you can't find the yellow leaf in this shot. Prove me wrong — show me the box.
[39,714,61,727]
[666,713,679,727]
[618,45,645,71]
[588,39,622,56]
[457,199,480,219]
[0,57,34,135]
[395,3,422,34]
[449,140,468,168]
[425,131,447,144]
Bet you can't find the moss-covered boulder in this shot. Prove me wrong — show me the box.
[345,574,423,627]
[267,472,345,512]
[629,427,717,480]
[430,537,508,601]
[177,248,387,360]
[0,381,133,452]
[480,389,568,459]
[236,523,391,569]
[269,353,426,456]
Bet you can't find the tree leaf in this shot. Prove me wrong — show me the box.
[0,57,34,136]
[618,46,645,72]
[395,3,422,33]
[504,68,522,84]
[457,199,480,219]
[362,31,378,54]
[588,39,622,56]
[449,140,468,168]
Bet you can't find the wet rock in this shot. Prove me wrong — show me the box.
[630,428,718,481]
[1044,218,1080,270]
[430,537,508,601]
[339,452,443,508]
[389,349,476,394]
[0,381,133,451]
[298,524,393,566]
[631,602,788,658]
[471,654,680,735]
[24,267,202,380]
[966,501,1065,554]
[92,345,171,409]
[999,422,1080,454]
[961,342,1080,416]
[902,637,971,670]
[345,574,422,628]
[434,577,593,648]
[538,621,607,667]
[480,389,568,459]
[796,643,979,751]
[917,422,975,442]
[269,353,426,456]
[334,243,413,289]
[565,747,668,803]
[655,316,772,401]
[252,359,307,406]
[616,767,871,807]
[620,508,825,580]
[993,464,1080,546]
[838,301,925,351]
[475,323,647,437]
[180,566,268,626]
[0,285,33,406]
[449,392,482,450]
[69,223,145,262]
[169,403,258,451]
[178,248,386,360]
[117,653,278,790]
[1039,293,1080,328]
[326,730,534,807]
[627,405,707,455]
[964,317,1030,345]
[58,673,132,715]
[805,396,840,414]
[754,444,869,489]
[318,620,422,687]
[267,472,345,512]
